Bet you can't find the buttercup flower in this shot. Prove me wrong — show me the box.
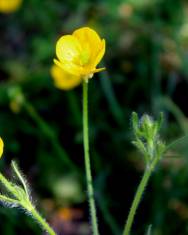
[54,27,105,85]
[0,138,4,158]
[0,0,22,13]
[51,65,82,90]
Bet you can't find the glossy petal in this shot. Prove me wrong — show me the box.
[72,27,101,50]
[56,35,81,64]
[93,39,106,68]
[73,27,104,65]
[56,35,85,75]
[86,39,106,72]
[51,65,82,90]
[54,59,83,76]
[0,138,4,158]
[54,27,106,83]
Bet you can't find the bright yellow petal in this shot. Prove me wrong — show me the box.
[85,39,106,73]
[51,65,82,90]
[0,138,4,158]
[0,0,22,13]
[55,35,85,75]
[93,39,106,68]
[56,35,82,64]
[54,27,106,79]
[73,27,103,63]
[73,27,102,48]
[54,59,83,76]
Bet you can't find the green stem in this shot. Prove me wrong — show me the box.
[30,207,56,235]
[0,172,56,235]
[83,81,99,235]
[123,162,156,235]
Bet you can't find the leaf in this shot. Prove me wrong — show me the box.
[11,161,30,199]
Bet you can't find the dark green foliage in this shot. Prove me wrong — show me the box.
[0,0,188,234]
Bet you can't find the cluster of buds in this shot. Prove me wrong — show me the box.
[132,112,166,169]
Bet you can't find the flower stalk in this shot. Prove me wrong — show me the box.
[123,159,157,235]
[30,207,56,235]
[123,112,166,235]
[83,80,99,235]
[0,161,56,235]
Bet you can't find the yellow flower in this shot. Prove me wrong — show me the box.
[54,27,105,84]
[0,0,22,13]
[50,64,82,90]
[0,138,4,158]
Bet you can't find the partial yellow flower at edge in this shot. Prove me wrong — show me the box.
[0,138,4,158]
[54,27,106,79]
[0,0,22,13]
[50,65,82,90]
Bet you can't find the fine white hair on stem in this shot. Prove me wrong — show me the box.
[0,194,19,208]
[11,161,31,200]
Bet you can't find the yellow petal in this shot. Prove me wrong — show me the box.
[0,138,4,158]
[73,27,105,66]
[0,0,22,13]
[54,27,106,79]
[55,35,85,75]
[85,39,106,73]
[56,35,82,64]
[93,39,106,68]
[54,59,84,76]
[51,65,82,90]
[73,27,102,50]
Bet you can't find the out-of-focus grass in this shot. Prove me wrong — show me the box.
[0,0,188,234]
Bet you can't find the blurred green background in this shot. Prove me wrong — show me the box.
[1,0,188,234]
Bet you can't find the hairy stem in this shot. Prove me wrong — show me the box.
[83,81,99,235]
[123,159,158,235]
[30,206,56,235]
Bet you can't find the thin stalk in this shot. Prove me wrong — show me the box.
[83,81,99,235]
[30,207,56,235]
[0,171,56,235]
[123,159,157,235]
